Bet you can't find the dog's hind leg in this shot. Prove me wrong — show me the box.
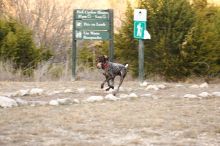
[112,76,125,96]
[115,71,127,94]
[117,76,124,92]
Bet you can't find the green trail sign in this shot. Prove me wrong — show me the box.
[72,9,114,80]
[134,21,146,39]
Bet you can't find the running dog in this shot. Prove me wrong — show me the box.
[96,55,128,94]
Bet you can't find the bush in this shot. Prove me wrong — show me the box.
[0,18,52,75]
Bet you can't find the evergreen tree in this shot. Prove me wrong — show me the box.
[182,2,220,77]
[0,19,52,74]
[114,2,138,76]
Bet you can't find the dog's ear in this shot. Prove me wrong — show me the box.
[104,55,109,61]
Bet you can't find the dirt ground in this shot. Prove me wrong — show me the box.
[0,80,220,146]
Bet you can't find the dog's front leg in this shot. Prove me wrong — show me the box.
[105,76,114,91]
[101,73,109,89]
[101,79,107,89]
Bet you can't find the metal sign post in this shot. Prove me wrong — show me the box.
[72,9,114,80]
[133,9,150,82]
[109,9,114,62]
[138,39,144,82]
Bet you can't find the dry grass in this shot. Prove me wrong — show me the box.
[0,61,24,81]
[0,60,134,82]
[0,60,219,83]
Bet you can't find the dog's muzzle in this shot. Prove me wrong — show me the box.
[96,62,102,69]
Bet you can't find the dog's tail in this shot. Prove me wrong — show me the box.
[124,63,129,69]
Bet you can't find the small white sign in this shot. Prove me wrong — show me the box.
[144,30,151,39]
[134,9,147,21]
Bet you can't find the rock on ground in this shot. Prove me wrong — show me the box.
[104,94,119,101]
[183,94,200,99]
[199,82,209,88]
[77,88,86,93]
[86,96,104,103]
[128,93,138,98]
[17,89,29,96]
[57,98,72,105]
[139,81,148,87]
[145,85,159,91]
[0,96,18,108]
[119,94,129,99]
[30,88,44,95]
[49,100,59,106]
[212,92,220,97]
[198,92,210,98]
[15,98,28,106]
[140,93,152,98]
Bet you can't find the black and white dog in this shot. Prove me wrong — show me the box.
[96,55,128,94]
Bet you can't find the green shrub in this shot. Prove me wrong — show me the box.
[0,18,52,75]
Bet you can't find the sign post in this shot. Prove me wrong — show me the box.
[133,9,150,82]
[72,9,113,80]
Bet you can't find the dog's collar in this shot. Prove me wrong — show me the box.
[102,62,109,69]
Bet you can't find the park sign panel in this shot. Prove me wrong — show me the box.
[72,9,114,80]
[133,9,150,39]
[74,9,112,40]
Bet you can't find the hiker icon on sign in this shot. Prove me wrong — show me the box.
[137,23,143,37]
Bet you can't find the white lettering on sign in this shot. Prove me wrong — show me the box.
[76,10,109,19]
[95,15,108,19]
[97,22,106,26]
[82,22,107,27]
[90,31,100,35]
[76,10,109,15]
[83,36,102,39]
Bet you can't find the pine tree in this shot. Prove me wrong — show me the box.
[182,2,220,77]
[114,2,138,76]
